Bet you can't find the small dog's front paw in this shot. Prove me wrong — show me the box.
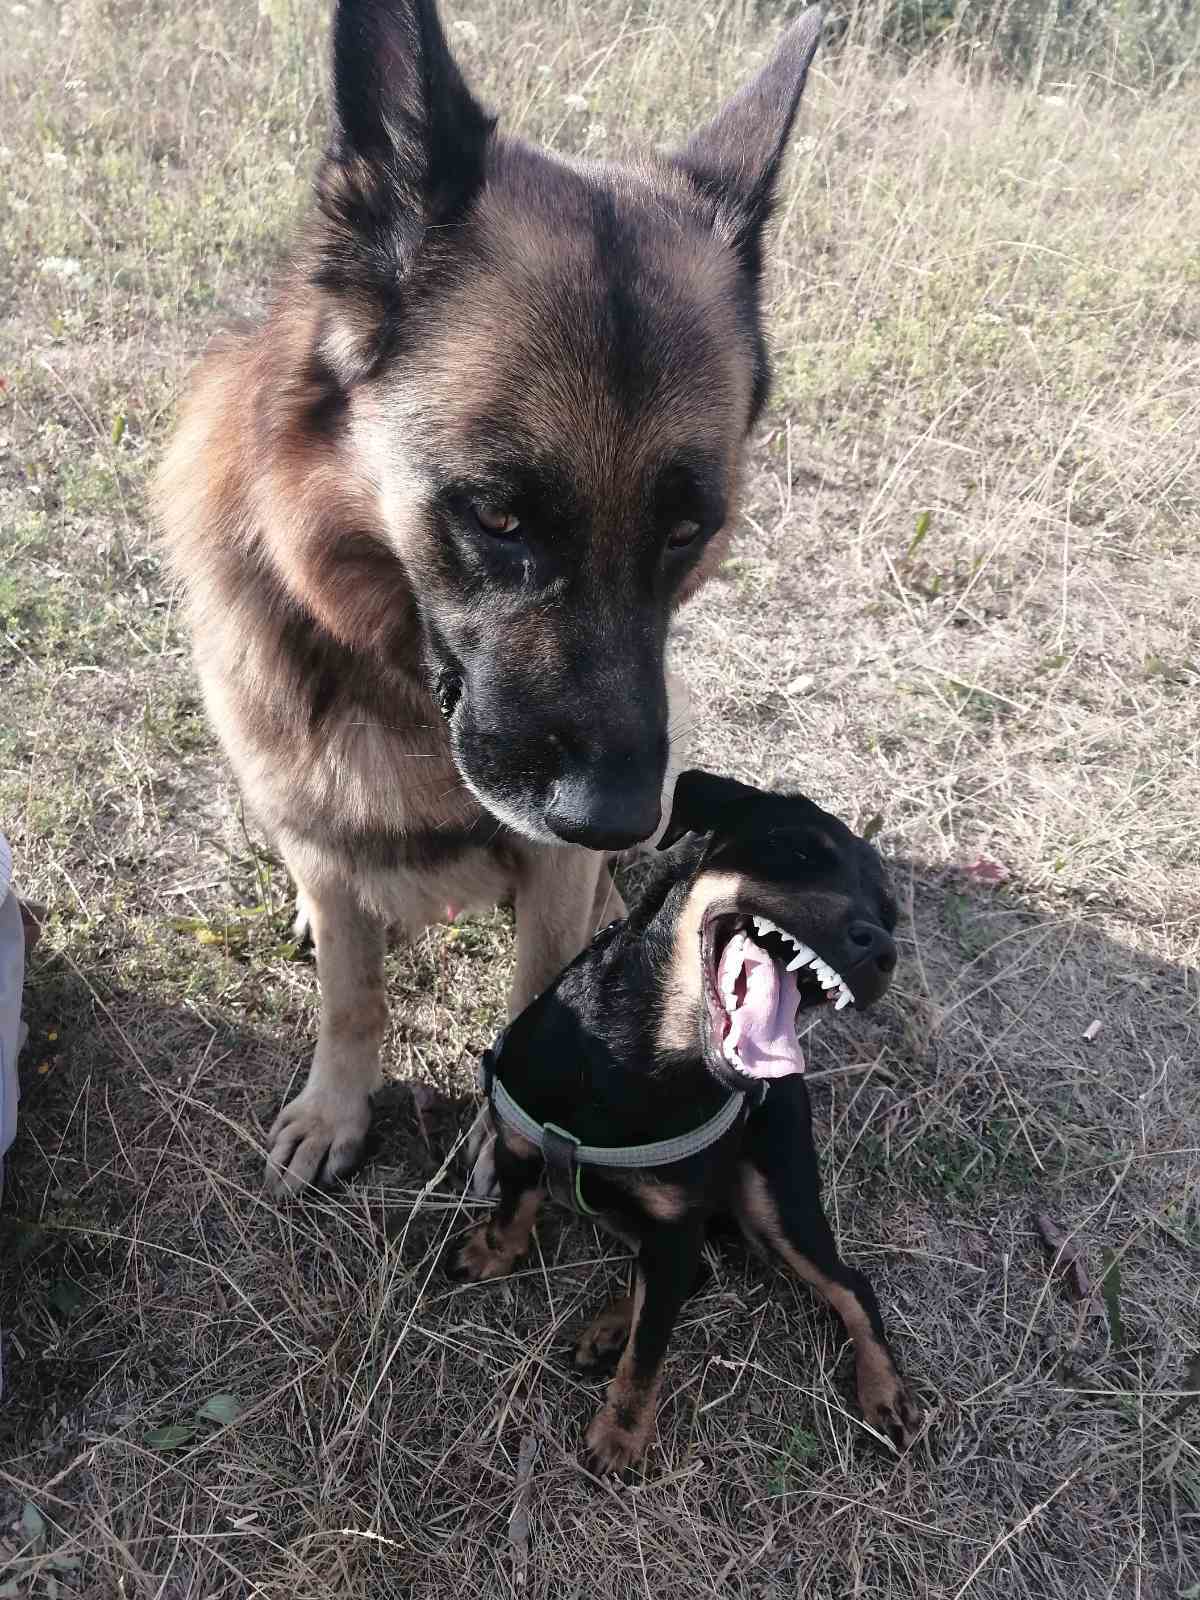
[573,1297,634,1371]
[858,1364,923,1451]
[445,1222,519,1283]
[584,1403,651,1476]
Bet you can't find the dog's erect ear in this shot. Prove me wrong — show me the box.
[657,768,764,852]
[673,5,823,279]
[314,0,495,365]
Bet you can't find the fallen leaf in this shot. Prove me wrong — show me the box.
[144,1422,197,1450]
[196,1392,242,1425]
[961,856,1009,887]
[20,1501,46,1543]
[1035,1213,1092,1300]
[1082,1019,1103,1042]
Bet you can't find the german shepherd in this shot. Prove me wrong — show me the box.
[449,769,919,1474]
[155,0,825,1195]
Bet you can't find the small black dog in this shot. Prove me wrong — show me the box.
[448,770,921,1473]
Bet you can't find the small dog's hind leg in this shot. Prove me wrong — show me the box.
[733,1099,922,1451]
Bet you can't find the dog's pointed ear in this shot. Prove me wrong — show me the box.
[672,5,823,278]
[657,769,763,852]
[314,0,495,372]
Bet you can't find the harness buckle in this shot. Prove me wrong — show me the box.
[542,1122,594,1216]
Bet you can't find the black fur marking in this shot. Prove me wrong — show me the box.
[318,814,515,873]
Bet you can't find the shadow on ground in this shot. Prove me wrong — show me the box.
[0,862,1196,1599]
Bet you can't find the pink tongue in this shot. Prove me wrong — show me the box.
[718,932,805,1079]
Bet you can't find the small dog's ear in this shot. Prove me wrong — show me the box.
[657,768,762,851]
[672,4,823,279]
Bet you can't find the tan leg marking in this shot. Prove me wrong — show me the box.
[452,1186,545,1283]
[584,1276,660,1473]
[736,1167,922,1448]
[574,1294,635,1370]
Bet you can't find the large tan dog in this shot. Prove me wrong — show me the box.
[156,0,824,1194]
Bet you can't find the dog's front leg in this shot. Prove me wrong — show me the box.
[584,1218,705,1475]
[510,844,607,1015]
[266,880,386,1196]
[447,1130,545,1282]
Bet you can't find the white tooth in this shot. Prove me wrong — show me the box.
[786,943,814,971]
[781,932,799,950]
[753,915,769,935]
[819,971,838,989]
[834,991,853,1011]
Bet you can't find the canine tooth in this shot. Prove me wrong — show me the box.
[752,915,769,935]
[834,990,853,1011]
[786,944,814,971]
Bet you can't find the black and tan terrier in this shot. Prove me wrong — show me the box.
[448,769,922,1474]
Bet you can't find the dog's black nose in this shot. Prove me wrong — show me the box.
[846,920,897,975]
[544,771,662,851]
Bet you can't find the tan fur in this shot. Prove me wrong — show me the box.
[154,17,768,1194]
[654,870,746,1053]
[584,1274,660,1474]
[453,1186,546,1282]
[735,1166,922,1447]
[574,1294,636,1369]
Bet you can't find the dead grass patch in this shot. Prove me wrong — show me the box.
[2,1,1198,1595]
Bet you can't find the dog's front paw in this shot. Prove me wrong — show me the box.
[445,1222,521,1282]
[857,1362,923,1451]
[574,1296,634,1371]
[584,1402,652,1476]
[266,1084,371,1197]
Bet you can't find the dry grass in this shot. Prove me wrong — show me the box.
[2,0,1198,1595]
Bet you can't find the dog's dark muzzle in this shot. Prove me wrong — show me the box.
[544,759,663,850]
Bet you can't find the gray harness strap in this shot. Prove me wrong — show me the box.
[481,1046,761,1217]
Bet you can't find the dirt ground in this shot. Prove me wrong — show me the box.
[1,1,1198,1595]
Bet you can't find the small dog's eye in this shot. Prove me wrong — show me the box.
[667,519,702,550]
[470,502,522,539]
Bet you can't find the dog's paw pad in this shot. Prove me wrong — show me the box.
[859,1370,923,1451]
[573,1302,634,1371]
[446,1224,516,1283]
[265,1087,371,1197]
[583,1406,650,1477]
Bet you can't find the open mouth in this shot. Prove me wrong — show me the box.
[702,912,856,1082]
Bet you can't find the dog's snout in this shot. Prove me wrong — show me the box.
[545,769,662,851]
[846,920,897,975]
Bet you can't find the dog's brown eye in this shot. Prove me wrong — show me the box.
[471,502,522,539]
[667,519,702,549]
